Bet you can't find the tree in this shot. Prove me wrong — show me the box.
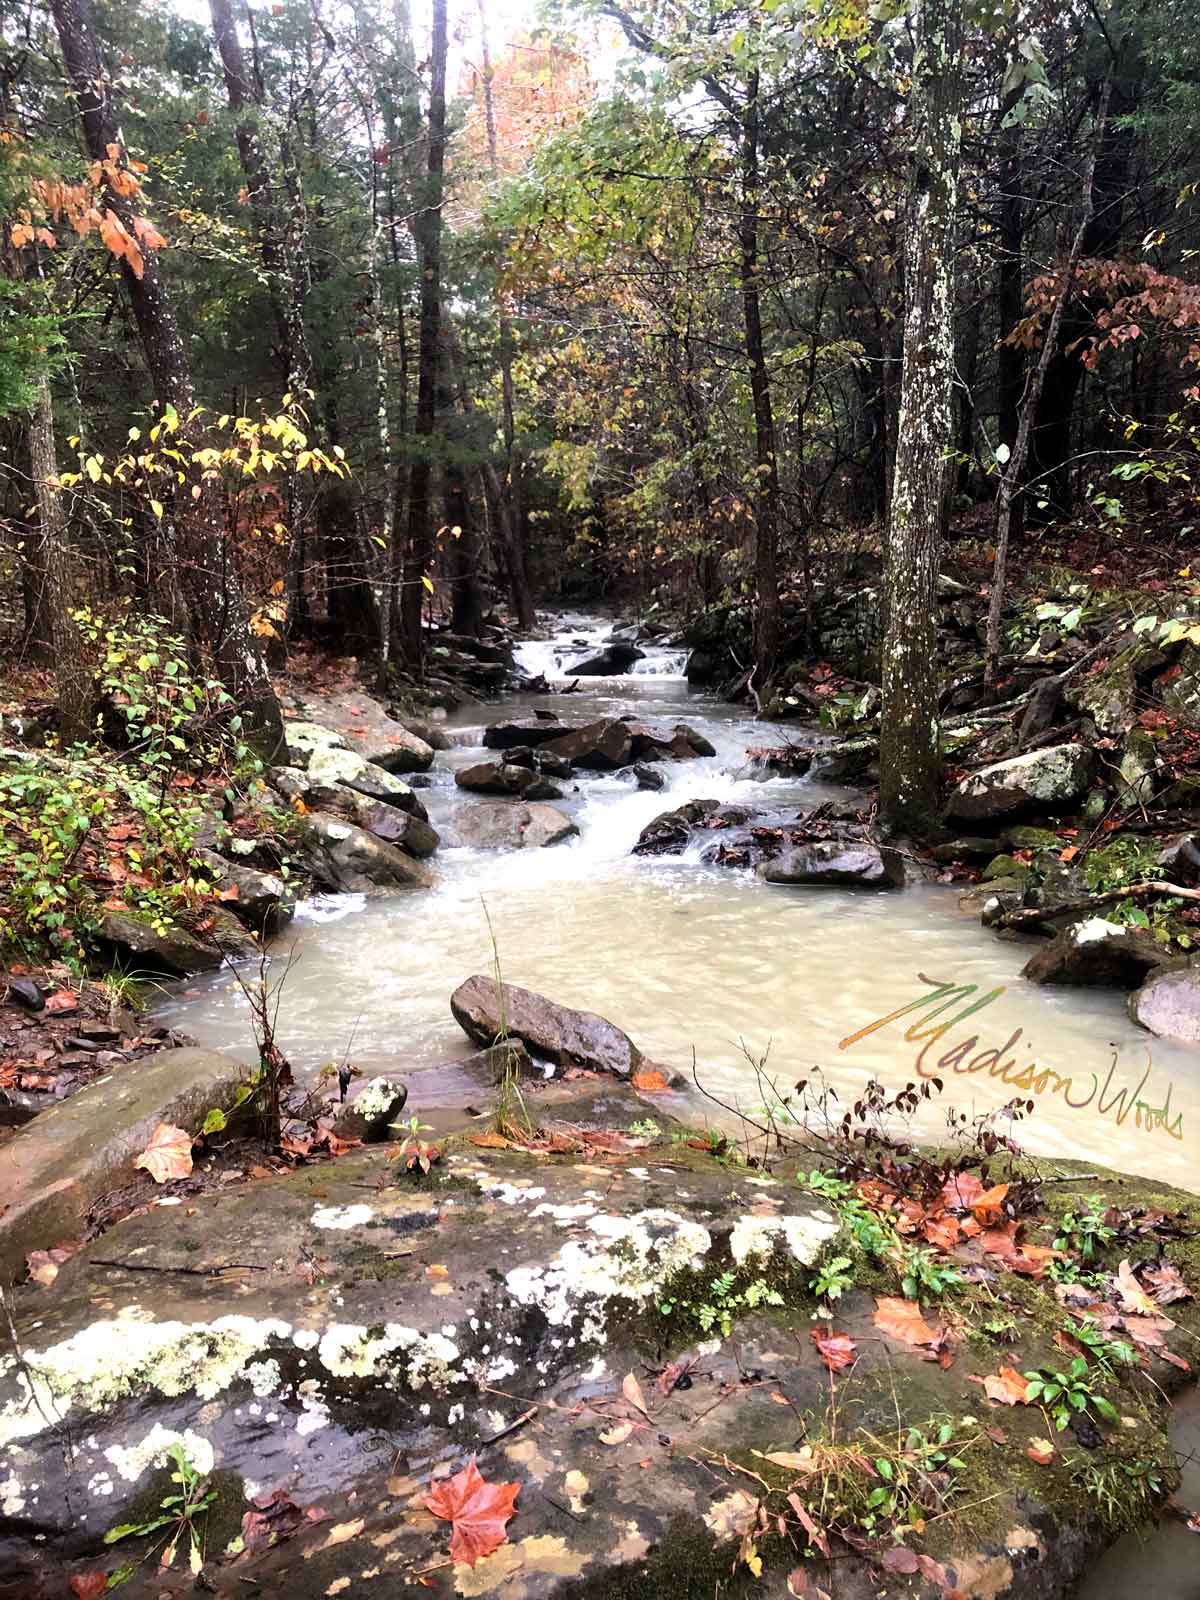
[878,0,964,835]
[49,0,282,753]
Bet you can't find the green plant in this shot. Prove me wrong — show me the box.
[859,1422,970,1534]
[893,1242,962,1304]
[1053,1196,1117,1261]
[659,1269,784,1337]
[809,1254,854,1303]
[1082,837,1160,896]
[1069,1454,1169,1532]
[1069,1318,1136,1374]
[628,1118,663,1138]
[1023,1358,1119,1432]
[103,1442,215,1575]
[391,1113,444,1176]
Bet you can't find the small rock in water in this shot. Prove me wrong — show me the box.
[332,1076,409,1142]
[632,763,665,791]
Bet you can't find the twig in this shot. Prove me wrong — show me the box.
[88,1259,268,1275]
[994,879,1200,929]
[477,1404,538,1448]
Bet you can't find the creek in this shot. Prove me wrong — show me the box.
[158,614,1200,1193]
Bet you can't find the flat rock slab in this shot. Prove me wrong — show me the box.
[451,975,649,1078]
[1130,965,1200,1040]
[0,1047,249,1284]
[450,802,580,850]
[946,743,1094,825]
[283,691,435,772]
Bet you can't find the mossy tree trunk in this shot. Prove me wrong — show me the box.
[878,0,963,837]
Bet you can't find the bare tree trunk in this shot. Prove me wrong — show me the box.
[395,0,448,666]
[983,81,1110,686]
[878,0,962,837]
[28,372,90,740]
[50,0,282,754]
[476,0,536,630]
[738,63,781,684]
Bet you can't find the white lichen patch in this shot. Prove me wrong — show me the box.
[317,1324,461,1391]
[503,1208,712,1346]
[0,1312,291,1449]
[104,1424,215,1483]
[729,1210,839,1268]
[311,1203,374,1230]
[353,1077,404,1120]
[528,1201,599,1226]
[1071,917,1126,946]
[482,1182,547,1206]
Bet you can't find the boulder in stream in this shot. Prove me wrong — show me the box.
[483,718,573,750]
[306,743,428,812]
[300,811,434,892]
[759,840,905,889]
[1021,917,1178,987]
[452,801,579,850]
[196,851,294,936]
[455,760,563,800]
[1129,965,1200,1040]
[633,798,720,854]
[945,742,1094,825]
[282,699,434,773]
[330,787,440,856]
[541,717,633,769]
[566,641,645,675]
[451,974,650,1077]
[97,908,256,977]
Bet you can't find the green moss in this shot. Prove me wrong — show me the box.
[567,1517,766,1600]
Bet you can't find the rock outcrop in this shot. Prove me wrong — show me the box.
[451,974,649,1078]
[455,761,563,800]
[946,743,1094,825]
[300,812,435,893]
[1020,918,1177,988]
[759,840,905,889]
[1129,965,1200,1040]
[452,802,579,850]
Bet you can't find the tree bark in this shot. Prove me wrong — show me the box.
[739,63,781,684]
[395,0,448,666]
[50,0,282,754]
[28,373,90,739]
[878,0,963,837]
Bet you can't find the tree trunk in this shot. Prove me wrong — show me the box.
[395,0,448,666]
[50,0,282,754]
[739,64,781,684]
[27,372,90,740]
[878,0,962,837]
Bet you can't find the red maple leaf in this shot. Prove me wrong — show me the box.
[810,1329,857,1371]
[425,1457,519,1567]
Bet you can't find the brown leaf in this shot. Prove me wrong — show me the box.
[1114,1259,1159,1316]
[787,1493,830,1557]
[469,1131,511,1149]
[970,1183,1010,1226]
[239,1489,304,1556]
[873,1296,937,1346]
[599,1422,634,1445]
[424,1457,519,1568]
[786,1568,808,1597]
[44,990,78,1013]
[810,1329,857,1372]
[880,1546,920,1574]
[922,1214,961,1252]
[980,1366,1031,1406]
[69,1575,108,1599]
[26,1243,78,1287]
[622,1371,649,1416]
[942,1172,984,1209]
[1143,1262,1192,1306]
[1027,1438,1056,1465]
[134,1122,193,1183]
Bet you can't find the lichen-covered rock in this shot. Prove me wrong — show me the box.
[331,787,439,856]
[331,1075,408,1142]
[1160,641,1200,716]
[1129,965,1200,1041]
[1021,918,1177,988]
[451,975,648,1077]
[1115,728,1160,809]
[946,743,1094,824]
[759,841,904,889]
[300,812,434,893]
[305,743,427,812]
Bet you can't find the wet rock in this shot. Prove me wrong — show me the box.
[1129,965,1200,1041]
[451,974,650,1078]
[1115,728,1160,808]
[98,912,231,977]
[534,749,573,779]
[999,825,1062,852]
[455,761,563,801]
[634,798,720,855]
[483,718,572,750]
[566,642,645,675]
[945,743,1094,825]
[759,840,905,889]
[928,837,1002,865]
[1157,833,1200,885]
[2,976,44,1012]
[283,697,435,773]
[331,1075,409,1142]
[0,1046,248,1282]
[541,717,633,770]
[452,802,579,850]
[196,852,294,936]
[300,812,434,893]
[1020,918,1178,988]
[674,722,716,757]
[981,853,1032,884]
[306,744,427,811]
[1160,641,1200,716]
[331,788,440,857]
[633,763,666,791]
[809,734,878,783]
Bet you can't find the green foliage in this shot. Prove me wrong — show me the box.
[893,1242,962,1304]
[859,1422,970,1535]
[658,1268,784,1337]
[103,1443,215,1575]
[0,282,66,419]
[809,1254,854,1302]
[1082,836,1160,895]
[1023,1357,1119,1432]
[1052,1195,1117,1261]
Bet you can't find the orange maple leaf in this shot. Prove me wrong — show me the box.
[133,1122,194,1183]
[810,1329,857,1371]
[873,1296,937,1346]
[424,1457,519,1567]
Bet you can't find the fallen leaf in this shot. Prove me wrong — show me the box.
[1027,1438,1056,1465]
[631,1069,670,1092]
[425,1459,519,1568]
[980,1366,1030,1406]
[426,1263,449,1279]
[810,1329,857,1372]
[69,1575,107,1599]
[922,1214,961,1252]
[761,1448,817,1473]
[787,1493,830,1557]
[304,1517,364,1556]
[599,1422,635,1445]
[970,1183,1010,1226]
[44,990,78,1013]
[984,1426,1008,1444]
[622,1371,649,1416]
[1143,1262,1192,1306]
[239,1489,305,1555]
[942,1173,984,1209]
[880,1546,920,1573]
[26,1243,78,1287]
[134,1122,194,1183]
[1114,1259,1159,1316]
[469,1131,511,1149]
[786,1568,808,1597]
[873,1296,937,1346]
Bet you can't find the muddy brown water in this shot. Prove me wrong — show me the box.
[157,615,1200,1193]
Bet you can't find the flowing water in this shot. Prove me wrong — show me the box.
[158,615,1200,1192]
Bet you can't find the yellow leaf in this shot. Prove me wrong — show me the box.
[422,575,435,593]
[149,499,163,518]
